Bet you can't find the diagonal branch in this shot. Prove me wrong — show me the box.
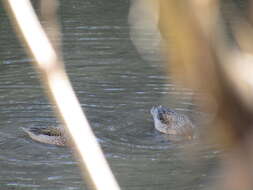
[4,0,121,190]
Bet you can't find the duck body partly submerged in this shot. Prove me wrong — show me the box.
[150,105,195,137]
[23,106,194,146]
[22,127,67,146]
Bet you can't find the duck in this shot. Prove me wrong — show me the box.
[150,105,195,137]
[22,105,195,146]
[22,126,67,146]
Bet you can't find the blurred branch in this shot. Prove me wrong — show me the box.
[40,0,62,56]
[157,0,253,189]
[4,0,121,190]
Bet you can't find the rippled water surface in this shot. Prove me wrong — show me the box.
[0,0,222,189]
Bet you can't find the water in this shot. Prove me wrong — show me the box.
[0,0,221,189]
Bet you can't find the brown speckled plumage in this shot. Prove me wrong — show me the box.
[22,127,67,146]
[150,105,195,137]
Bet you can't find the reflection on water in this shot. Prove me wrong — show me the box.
[0,0,219,189]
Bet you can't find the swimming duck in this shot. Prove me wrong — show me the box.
[22,106,194,146]
[150,105,195,137]
[22,126,67,146]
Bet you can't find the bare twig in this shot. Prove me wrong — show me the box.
[4,0,121,190]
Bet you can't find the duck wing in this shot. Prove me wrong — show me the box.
[158,112,171,125]
[28,127,64,136]
[157,106,176,125]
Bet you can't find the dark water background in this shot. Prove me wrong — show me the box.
[0,0,244,189]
